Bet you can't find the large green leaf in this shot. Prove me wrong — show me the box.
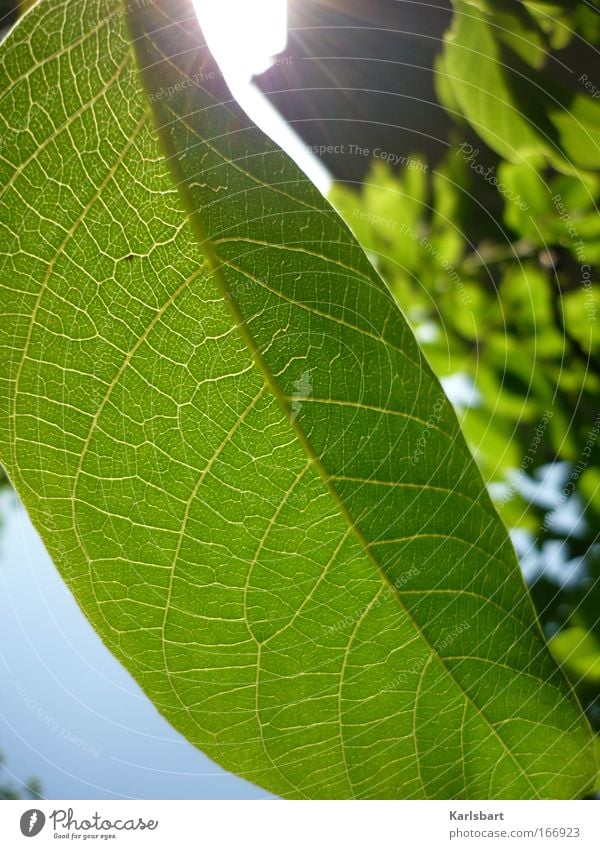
[0,0,596,799]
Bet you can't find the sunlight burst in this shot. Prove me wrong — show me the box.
[192,0,288,83]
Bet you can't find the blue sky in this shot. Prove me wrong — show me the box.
[0,491,272,800]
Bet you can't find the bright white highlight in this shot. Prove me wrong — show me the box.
[193,0,288,82]
[192,0,330,193]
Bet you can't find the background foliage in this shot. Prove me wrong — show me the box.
[331,0,600,741]
[0,750,40,800]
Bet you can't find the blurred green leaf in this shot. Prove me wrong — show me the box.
[443,0,600,172]
[551,628,600,684]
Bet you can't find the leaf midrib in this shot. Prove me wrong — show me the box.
[125,5,545,797]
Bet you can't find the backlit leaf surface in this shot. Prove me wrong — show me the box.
[0,0,595,798]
